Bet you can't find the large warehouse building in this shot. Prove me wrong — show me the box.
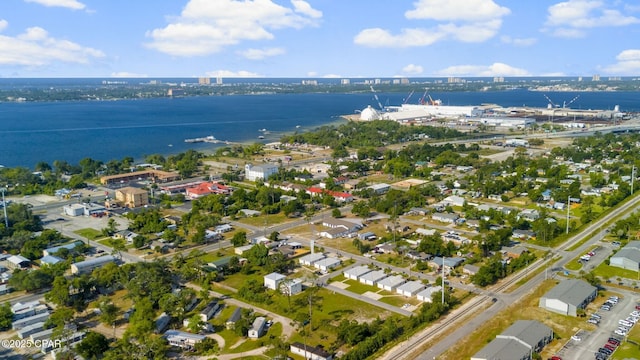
[539,279,597,316]
[610,241,640,271]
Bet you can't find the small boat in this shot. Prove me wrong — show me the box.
[258,135,265,139]
[296,125,301,128]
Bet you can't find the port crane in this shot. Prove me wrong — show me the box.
[370,86,384,111]
[544,94,580,108]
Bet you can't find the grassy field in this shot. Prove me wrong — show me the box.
[237,213,291,228]
[74,228,105,240]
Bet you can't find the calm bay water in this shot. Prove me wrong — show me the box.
[0,88,638,168]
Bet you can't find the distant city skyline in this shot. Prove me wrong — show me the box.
[0,0,639,78]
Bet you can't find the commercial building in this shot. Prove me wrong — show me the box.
[472,320,553,360]
[70,255,116,275]
[100,169,180,186]
[244,164,279,182]
[539,279,597,316]
[115,187,149,208]
[610,241,640,271]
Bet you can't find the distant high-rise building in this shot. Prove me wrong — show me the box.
[301,80,318,85]
[216,77,223,85]
[578,76,583,82]
[392,79,400,84]
[493,77,504,83]
[448,77,464,83]
[592,74,601,81]
[198,77,210,85]
[374,78,381,84]
[400,78,409,85]
[341,79,350,85]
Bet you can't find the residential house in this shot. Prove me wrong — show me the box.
[343,265,372,281]
[164,330,206,350]
[313,257,341,272]
[396,281,426,297]
[248,317,267,338]
[376,275,406,291]
[264,272,287,291]
[432,213,460,224]
[199,301,220,322]
[70,255,116,275]
[359,270,387,286]
[226,308,242,330]
[416,286,443,302]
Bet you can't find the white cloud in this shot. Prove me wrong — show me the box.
[322,74,342,78]
[238,47,285,60]
[405,0,510,21]
[354,28,446,47]
[111,72,148,78]
[437,62,530,76]
[24,0,86,10]
[146,0,321,56]
[544,0,640,37]
[0,23,104,66]
[402,64,424,75]
[205,70,262,77]
[292,0,322,18]
[355,0,509,48]
[0,20,8,32]
[501,35,537,46]
[603,49,640,74]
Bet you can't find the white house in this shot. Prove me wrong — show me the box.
[313,257,341,271]
[396,281,425,297]
[248,317,267,338]
[290,342,334,360]
[376,275,406,291]
[343,265,372,281]
[299,253,326,266]
[359,270,387,286]
[264,272,287,291]
[416,286,443,302]
[164,330,206,350]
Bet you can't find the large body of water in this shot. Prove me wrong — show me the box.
[0,86,638,168]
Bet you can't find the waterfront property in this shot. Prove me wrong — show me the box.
[99,169,180,186]
[245,164,279,182]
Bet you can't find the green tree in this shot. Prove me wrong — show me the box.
[231,231,247,247]
[99,297,119,327]
[45,276,71,306]
[0,302,12,330]
[187,313,206,333]
[75,331,109,360]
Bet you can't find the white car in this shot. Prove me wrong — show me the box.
[571,335,581,341]
[615,329,627,336]
[619,320,633,327]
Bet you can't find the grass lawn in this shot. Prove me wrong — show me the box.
[344,279,379,295]
[237,213,290,228]
[439,279,599,360]
[593,262,640,281]
[613,324,640,359]
[220,270,266,291]
[74,228,105,240]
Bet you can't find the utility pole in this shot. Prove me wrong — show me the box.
[566,196,571,234]
[632,165,636,195]
[1,187,8,229]
[442,255,445,305]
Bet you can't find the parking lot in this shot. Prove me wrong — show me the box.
[557,289,638,359]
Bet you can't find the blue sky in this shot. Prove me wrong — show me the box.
[1,0,639,78]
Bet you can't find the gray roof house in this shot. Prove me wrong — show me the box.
[539,279,597,316]
[610,240,640,271]
[376,275,406,291]
[343,265,372,281]
[226,308,242,330]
